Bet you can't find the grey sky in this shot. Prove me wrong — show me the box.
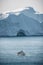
[0,0,43,13]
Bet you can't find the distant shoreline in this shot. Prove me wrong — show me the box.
[0,35,43,38]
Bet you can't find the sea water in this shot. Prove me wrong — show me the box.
[0,37,43,65]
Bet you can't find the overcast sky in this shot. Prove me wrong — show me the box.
[0,0,43,13]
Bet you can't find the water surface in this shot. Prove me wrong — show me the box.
[0,37,43,64]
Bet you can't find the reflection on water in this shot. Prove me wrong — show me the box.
[0,37,43,64]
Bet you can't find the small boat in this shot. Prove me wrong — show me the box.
[17,50,25,56]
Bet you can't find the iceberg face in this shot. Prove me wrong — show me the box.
[41,22,43,31]
[0,13,9,20]
[21,7,43,23]
[0,7,43,36]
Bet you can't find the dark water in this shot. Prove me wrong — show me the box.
[0,37,43,65]
[0,62,43,65]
